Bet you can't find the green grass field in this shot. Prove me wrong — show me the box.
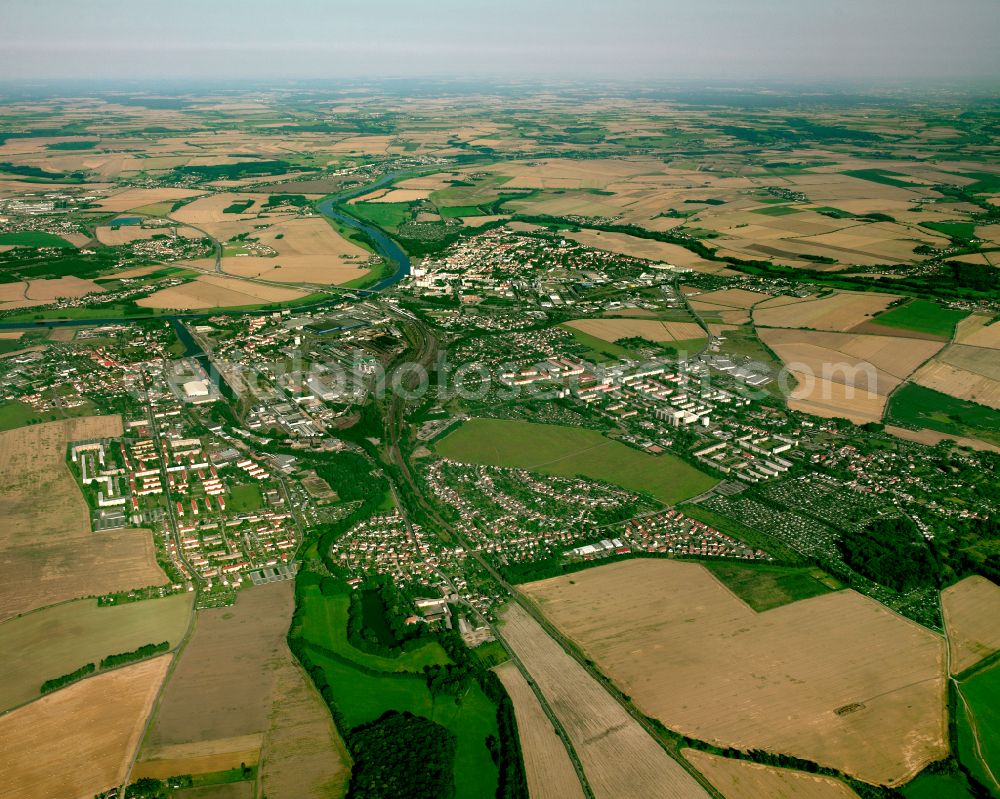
[561,324,632,362]
[920,221,977,241]
[871,299,968,338]
[704,562,840,611]
[0,231,76,248]
[887,384,1000,446]
[438,205,484,218]
[297,584,497,799]
[751,204,800,216]
[842,168,920,188]
[227,483,264,513]
[0,593,192,712]
[345,201,412,231]
[299,586,450,673]
[436,418,717,505]
[0,399,98,431]
[307,649,500,799]
[902,771,977,799]
[957,662,1000,791]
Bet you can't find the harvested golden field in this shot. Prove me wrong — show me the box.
[259,654,351,799]
[0,330,23,339]
[221,256,366,285]
[758,328,943,378]
[753,291,899,332]
[955,315,1000,349]
[942,577,1000,674]
[0,655,170,799]
[110,263,173,279]
[885,425,1000,453]
[137,582,341,784]
[566,317,704,344]
[688,288,769,309]
[95,224,201,246]
[783,369,890,423]
[499,603,709,799]
[522,560,946,786]
[137,274,307,309]
[682,750,861,799]
[168,193,279,238]
[490,158,665,190]
[0,416,166,621]
[217,217,370,285]
[757,328,943,423]
[937,344,1000,382]
[0,592,192,712]
[25,275,105,301]
[911,360,1000,410]
[370,188,429,203]
[133,735,263,780]
[95,187,204,212]
[494,661,585,799]
[0,276,106,311]
[563,229,720,271]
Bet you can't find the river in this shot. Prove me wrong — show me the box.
[0,168,417,332]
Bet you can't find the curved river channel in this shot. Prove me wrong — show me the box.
[0,169,416,333]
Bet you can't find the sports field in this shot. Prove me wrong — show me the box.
[436,418,716,505]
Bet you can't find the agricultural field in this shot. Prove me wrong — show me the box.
[942,577,1000,674]
[886,384,1000,447]
[703,561,839,612]
[0,275,106,311]
[870,300,968,339]
[910,355,1000,411]
[682,750,861,799]
[954,315,1000,349]
[295,581,500,799]
[258,649,351,799]
[499,603,709,799]
[494,661,586,799]
[752,291,898,332]
[955,662,1000,792]
[0,416,166,622]
[565,317,705,345]
[136,273,309,309]
[134,580,348,794]
[435,418,717,505]
[0,655,171,799]
[563,229,724,271]
[756,327,943,423]
[0,592,193,712]
[521,560,946,786]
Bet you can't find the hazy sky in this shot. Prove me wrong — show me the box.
[2,0,998,83]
